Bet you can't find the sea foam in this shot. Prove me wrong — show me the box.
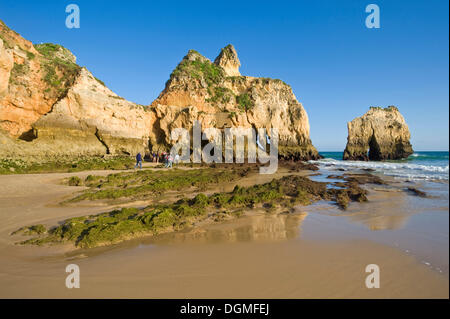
[310,158,449,181]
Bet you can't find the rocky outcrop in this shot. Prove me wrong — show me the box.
[0,38,14,96]
[0,20,59,138]
[150,45,319,160]
[0,19,152,159]
[343,106,413,161]
[214,44,241,77]
[31,68,152,157]
[0,66,152,159]
[1,19,319,162]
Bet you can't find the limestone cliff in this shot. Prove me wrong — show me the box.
[150,45,319,160]
[0,20,64,139]
[1,19,319,162]
[214,44,241,77]
[343,106,413,161]
[31,67,152,157]
[0,19,151,159]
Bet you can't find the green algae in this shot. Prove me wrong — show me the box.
[67,167,248,203]
[0,156,134,175]
[15,174,370,248]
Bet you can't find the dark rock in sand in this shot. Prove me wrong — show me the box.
[280,160,319,171]
[406,187,427,198]
[327,174,345,180]
[342,173,386,185]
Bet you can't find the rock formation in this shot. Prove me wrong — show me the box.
[214,44,241,77]
[1,19,319,161]
[150,45,319,160]
[0,19,151,159]
[31,67,152,156]
[343,106,413,161]
[0,20,58,138]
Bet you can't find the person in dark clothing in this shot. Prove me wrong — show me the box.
[135,152,142,169]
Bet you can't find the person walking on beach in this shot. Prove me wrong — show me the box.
[163,152,169,168]
[167,154,174,168]
[135,152,142,169]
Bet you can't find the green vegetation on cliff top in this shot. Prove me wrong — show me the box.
[35,43,81,96]
[170,51,224,86]
[369,105,398,112]
[0,19,16,49]
[165,48,294,112]
[168,50,257,112]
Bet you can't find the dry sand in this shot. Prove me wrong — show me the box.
[0,169,448,298]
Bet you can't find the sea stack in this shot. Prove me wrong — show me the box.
[343,106,413,161]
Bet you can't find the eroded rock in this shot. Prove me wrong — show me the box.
[343,106,413,161]
[150,45,320,160]
[1,20,319,162]
[32,68,152,156]
[0,20,152,159]
[214,44,241,77]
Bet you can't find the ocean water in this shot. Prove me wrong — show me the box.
[307,151,449,275]
[310,151,449,181]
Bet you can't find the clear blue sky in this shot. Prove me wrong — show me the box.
[1,0,448,151]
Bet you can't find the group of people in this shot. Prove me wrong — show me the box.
[161,152,174,168]
[134,151,180,169]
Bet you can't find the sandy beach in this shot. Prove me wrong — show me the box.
[1,0,448,305]
[0,166,448,299]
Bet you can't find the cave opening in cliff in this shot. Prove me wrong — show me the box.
[368,135,382,161]
[18,129,37,142]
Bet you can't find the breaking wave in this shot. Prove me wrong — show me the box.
[310,158,449,181]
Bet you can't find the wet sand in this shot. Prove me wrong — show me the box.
[0,168,448,298]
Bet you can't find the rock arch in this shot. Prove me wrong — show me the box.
[343,106,413,161]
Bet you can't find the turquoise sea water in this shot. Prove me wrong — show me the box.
[310,151,449,181]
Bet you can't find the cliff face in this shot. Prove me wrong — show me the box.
[150,45,319,160]
[0,20,63,138]
[343,106,413,161]
[1,19,319,161]
[0,20,151,159]
[31,68,152,156]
